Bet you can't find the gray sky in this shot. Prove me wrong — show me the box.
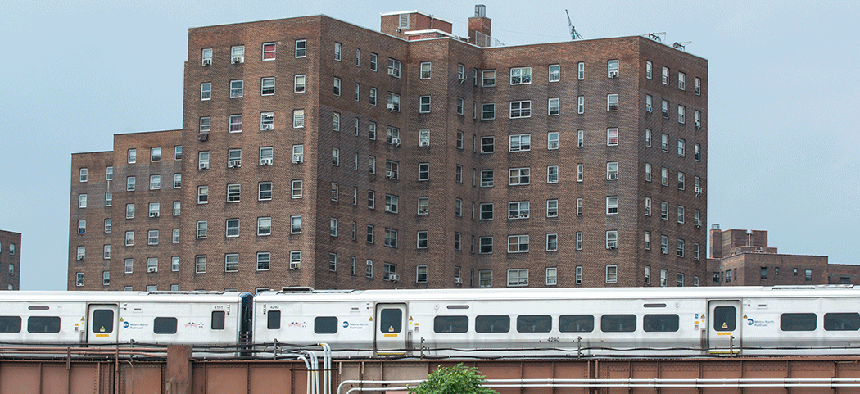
[1,0,858,290]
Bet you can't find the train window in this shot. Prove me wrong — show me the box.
[267,310,281,329]
[713,306,736,332]
[517,315,552,333]
[211,311,225,330]
[643,314,679,332]
[153,317,178,334]
[600,315,636,332]
[0,316,21,333]
[824,313,860,331]
[434,316,468,333]
[315,317,338,334]
[559,315,594,332]
[27,316,61,333]
[781,313,817,331]
[380,309,402,333]
[92,309,114,333]
[475,315,510,333]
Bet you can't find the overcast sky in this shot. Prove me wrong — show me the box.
[1,0,858,290]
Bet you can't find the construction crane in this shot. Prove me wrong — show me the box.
[565,9,582,40]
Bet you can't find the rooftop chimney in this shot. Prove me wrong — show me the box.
[468,4,492,47]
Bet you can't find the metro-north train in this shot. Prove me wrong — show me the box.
[2,286,860,358]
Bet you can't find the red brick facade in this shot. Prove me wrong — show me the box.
[69,9,708,292]
[0,230,21,290]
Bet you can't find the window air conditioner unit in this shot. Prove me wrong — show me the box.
[391,138,401,146]
[147,267,157,273]
[419,140,429,147]
[292,155,303,164]
[387,68,397,76]
[149,212,159,218]
[695,121,701,129]
[77,255,84,261]
[454,277,462,284]
[608,245,617,250]
[260,158,273,165]
[262,124,273,130]
[695,186,703,194]
[290,262,300,270]
[389,274,400,282]
[609,71,618,78]
[232,56,243,64]
[647,107,652,113]
[228,160,241,168]
[386,171,395,179]
[202,59,211,66]
[199,163,209,170]
[386,103,396,111]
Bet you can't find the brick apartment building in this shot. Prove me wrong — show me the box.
[69,6,708,292]
[707,226,860,286]
[0,230,21,290]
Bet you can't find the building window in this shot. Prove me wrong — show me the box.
[366,225,374,243]
[259,77,275,96]
[677,205,685,224]
[661,235,669,255]
[255,252,270,271]
[606,230,618,249]
[577,96,584,114]
[678,105,686,124]
[257,216,272,236]
[482,70,496,86]
[678,139,686,156]
[480,203,493,220]
[147,229,159,245]
[509,101,531,118]
[454,198,463,217]
[661,269,668,287]
[645,94,653,113]
[677,273,685,287]
[333,42,341,61]
[606,162,619,180]
[259,111,274,130]
[645,197,651,216]
[387,58,401,78]
[645,232,651,250]
[606,265,618,283]
[546,132,560,150]
[417,231,428,249]
[548,64,560,82]
[418,129,430,147]
[508,201,530,220]
[419,62,431,79]
[416,266,428,283]
[547,166,559,183]
[508,167,530,185]
[290,215,302,233]
[230,79,243,98]
[662,100,670,117]
[677,239,685,257]
[225,219,239,237]
[104,219,111,233]
[507,269,529,287]
[417,163,429,181]
[678,71,686,90]
[291,180,302,198]
[645,60,652,79]
[387,93,400,112]
[196,221,207,239]
[678,172,686,190]
[454,233,462,251]
[607,59,619,78]
[124,231,133,246]
[148,202,160,217]
[548,98,560,115]
[546,233,558,251]
[333,77,341,96]
[385,194,399,213]
[224,254,238,272]
[510,67,531,85]
[457,64,465,81]
[576,164,583,182]
[507,235,529,253]
[694,243,701,260]
[368,190,375,209]
[645,129,652,147]
[607,94,619,111]
[606,196,619,215]
[127,148,136,164]
[606,128,619,146]
[227,184,240,202]
[695,77,701,95]
[479,237,493,254]
[662,66,669,85]
[661,201,669,220]
[479,136,495,153]
[509,134,531,152]
[365,260,373,278]
[575,232,583,250]
[330,218,337,237]
[481,103,495,120]
[806,269,812,281]
[545,199,559,218]
[576,198,583,216]
[126,176,135,191]
[78,194,87,208]
[661,167,669,186]
[418,197,429,215]
[384,229,398,248]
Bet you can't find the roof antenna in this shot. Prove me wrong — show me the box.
[565,9,582,40]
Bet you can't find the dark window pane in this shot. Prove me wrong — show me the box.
[28,316,61,333]
[380,309,402,333]
[315,316,338,334]
[643,314,679,332]
[434,316,468,333]
[475,315,510,333]
[559,315,594,333]
[92,309,114,333]
[154,317,177,334]
[601,315,636,332]
[713,306,736,332]
[267,310,281,329]
[0,316,21,333]
[781,313,817,332]
[824,313,860,331]
[211,311,225,330]
[517,315,552,333]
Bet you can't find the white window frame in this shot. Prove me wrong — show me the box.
[507,269,529,287]
[509,67,532,85]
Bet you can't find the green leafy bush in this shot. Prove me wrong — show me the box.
[409,363,498,394]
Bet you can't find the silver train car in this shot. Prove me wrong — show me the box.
[2,286,860,358]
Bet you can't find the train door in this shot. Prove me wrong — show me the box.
[87,304,119,344]
[374,303,407,356]
[708,300,741,354]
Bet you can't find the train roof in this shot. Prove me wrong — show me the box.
[255,286,860,303]
[0,291,246,303]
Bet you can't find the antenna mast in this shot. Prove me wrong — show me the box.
[565,9,582,40]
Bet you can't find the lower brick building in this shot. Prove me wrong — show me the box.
[707,226,859,286]
[0,230,21,290]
